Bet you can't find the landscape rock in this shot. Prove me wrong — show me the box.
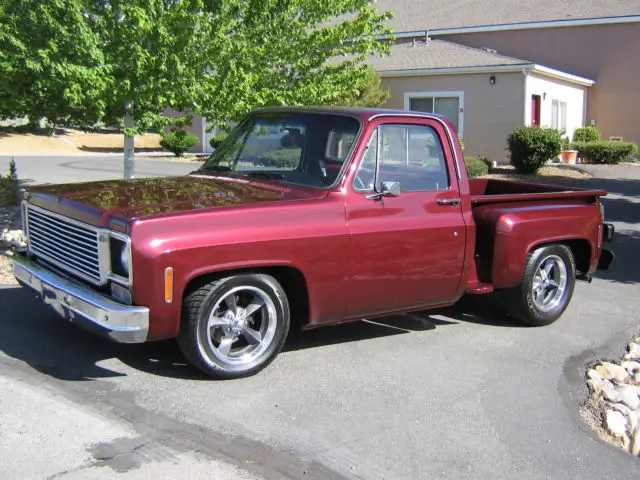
[596,362,629,382]
[587,369,603,381]
[606,410,628,438]
[620,361,640,375]
[628,343,640,360]
[610,403,638,434]
[601,381,623,403]
[635,373,640,383]
[587,378,608,392]
[619,385,640,410]
[1,229,26,248]
[632,430,640,456]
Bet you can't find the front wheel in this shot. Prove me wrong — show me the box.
[177,273,290,379]
[502,244,576,326]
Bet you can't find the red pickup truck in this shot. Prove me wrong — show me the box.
[13,107,614,378]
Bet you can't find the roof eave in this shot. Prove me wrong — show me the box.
[386,15,640,38]
[377,64,595,86]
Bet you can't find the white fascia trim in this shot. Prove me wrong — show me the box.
[378,63,594,86]
[378,64,533,77]
[388,15,640,37]
[531,65,595,86]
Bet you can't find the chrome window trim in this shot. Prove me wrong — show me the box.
[24,204,132,288]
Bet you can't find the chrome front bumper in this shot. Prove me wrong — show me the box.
[12,254,149,343]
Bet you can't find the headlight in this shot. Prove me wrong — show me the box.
[109,235,131,281]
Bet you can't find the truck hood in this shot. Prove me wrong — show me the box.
[26,173,325,227]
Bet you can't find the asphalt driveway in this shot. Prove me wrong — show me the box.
[1,162,639,479]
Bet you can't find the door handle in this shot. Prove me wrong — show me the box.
[437,198,461,206]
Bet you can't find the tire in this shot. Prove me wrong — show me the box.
[177,273,290,379]
[502,244,576,327]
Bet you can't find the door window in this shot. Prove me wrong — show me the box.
[354,124,450,193]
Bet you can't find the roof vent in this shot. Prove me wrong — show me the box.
[481,47,498,54]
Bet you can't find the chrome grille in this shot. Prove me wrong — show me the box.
[26,204,102,284]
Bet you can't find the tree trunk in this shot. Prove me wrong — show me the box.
[123,102,135,179]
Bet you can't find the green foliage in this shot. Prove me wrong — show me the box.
[458,135,465,152]
[160,130,199,157]
[507,127,563,174]
[209,134,229,149]
[0,161,20,206]
[0,0,392,169]
[573,126,601,143]
[344,66,390,108]
[465,156,489,178]
[577,141,638,164]
[258,149,302,169]
[8,158,18,182]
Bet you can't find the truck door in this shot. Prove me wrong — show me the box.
[345,118,466,317]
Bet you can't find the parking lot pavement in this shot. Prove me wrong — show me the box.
[1,165,639,479]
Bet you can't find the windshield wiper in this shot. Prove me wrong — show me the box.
[245,172,285,180]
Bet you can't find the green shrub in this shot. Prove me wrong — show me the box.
[160,130,199,157]
[0,160,20,206]
[578,141,638,164]
[458,134,465,152]
[209,134,229,149]
[573,126,601,143]
[258,148,301,169]
[465,156,489,178]
[507,126,563,174]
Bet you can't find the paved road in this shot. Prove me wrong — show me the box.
[1,162,639,479]
[0,155,196,185]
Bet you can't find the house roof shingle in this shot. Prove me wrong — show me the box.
[374,0,640,33]
[368,39,530,72]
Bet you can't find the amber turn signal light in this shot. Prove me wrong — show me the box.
[164,267,174,303]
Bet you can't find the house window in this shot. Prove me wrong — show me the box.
[551,100,567,132]
[404,91,464,136]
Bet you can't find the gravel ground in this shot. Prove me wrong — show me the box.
[0,205,21,285]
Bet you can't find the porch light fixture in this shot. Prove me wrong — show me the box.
[489,75,496,85]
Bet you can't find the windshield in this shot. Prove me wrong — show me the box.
[200,112,361,188]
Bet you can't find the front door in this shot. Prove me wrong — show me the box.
[345,119,467,318]
[531,95,542,127]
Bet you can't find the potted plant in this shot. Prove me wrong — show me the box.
[560,136,578,164]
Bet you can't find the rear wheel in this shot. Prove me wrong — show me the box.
[177,273,290,379]
[502,244,576,326]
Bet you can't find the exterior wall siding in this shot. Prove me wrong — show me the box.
[441,22,640,143]
[525,74,587,140]
[381,72,526,162]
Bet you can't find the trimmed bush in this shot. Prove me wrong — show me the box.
[160,130,199,157]
[573,126,601,143]
[465,156,489,178]
[209,133,229,149]
[578,141,638,164]
[258,148,301,169]
[507,127,563,174]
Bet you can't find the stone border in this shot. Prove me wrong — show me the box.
[582,339,640,455]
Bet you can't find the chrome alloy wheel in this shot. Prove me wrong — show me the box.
[531,255,568,313]
[203,286,278,367]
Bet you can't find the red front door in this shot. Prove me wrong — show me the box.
[531,94,541,126]
[345,119,467,318]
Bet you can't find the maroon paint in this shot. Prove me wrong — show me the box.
[25,107,610,341]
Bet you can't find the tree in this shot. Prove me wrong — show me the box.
[345,66,390,108]
[0,0,393,178]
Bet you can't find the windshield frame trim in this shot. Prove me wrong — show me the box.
[200,111,364,191]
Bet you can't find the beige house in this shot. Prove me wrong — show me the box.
[185,1,639,160]
[371,0,640,161]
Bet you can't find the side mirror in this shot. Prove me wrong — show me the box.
[366,181,401,200]
[381,181,401,197]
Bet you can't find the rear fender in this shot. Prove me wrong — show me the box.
[474,203,601,289]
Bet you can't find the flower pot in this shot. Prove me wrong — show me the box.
[561,150,578,164]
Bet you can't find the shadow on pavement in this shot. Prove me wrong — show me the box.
[0,285,518,381]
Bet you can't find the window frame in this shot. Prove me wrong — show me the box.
[404,91,465,137]
[352,123,451,194]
